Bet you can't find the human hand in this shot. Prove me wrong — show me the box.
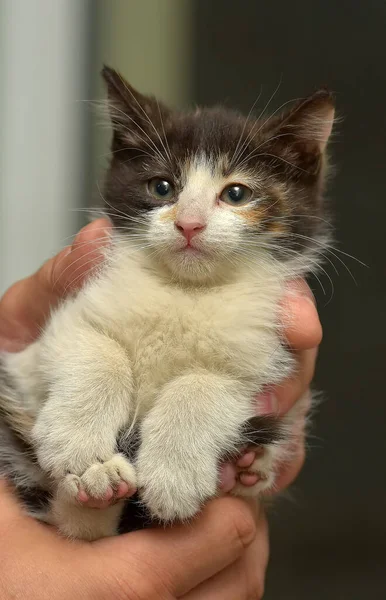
[0,479,266,599]
[0,218,112,352]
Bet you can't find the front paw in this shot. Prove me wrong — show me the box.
[137,454,218,522]
[58,454,137,509]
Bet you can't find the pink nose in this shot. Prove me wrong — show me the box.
[175,219,206,242]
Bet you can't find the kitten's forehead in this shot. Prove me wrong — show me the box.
[181,153,259,190]
[180,155,224,205]
[167,107,255,168]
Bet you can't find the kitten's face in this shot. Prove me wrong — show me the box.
[102,67,335,283]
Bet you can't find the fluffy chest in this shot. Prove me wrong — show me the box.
[90,267,284,401]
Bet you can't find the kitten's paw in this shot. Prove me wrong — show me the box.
[138,458,218,522]
[230,445,277,497]
[59,454,137,509]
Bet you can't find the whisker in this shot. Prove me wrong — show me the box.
[288,232,365,283]
[232,77,283,167]
[230,86,263,166]
[156,98,173,165]
[238,152,308,173]
[99,99,168,167]
[118,75,171,168]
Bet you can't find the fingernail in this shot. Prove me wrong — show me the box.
[255,389,278,414]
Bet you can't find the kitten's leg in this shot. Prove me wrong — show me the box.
[136,371,253,522]
[232,391,311,497]
[51,454,136,540]
[33,327,136,538]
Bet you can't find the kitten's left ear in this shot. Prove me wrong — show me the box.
[268,89,335,154]
[102,65,169,148]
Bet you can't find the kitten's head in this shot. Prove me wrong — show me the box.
[102,66,335,283]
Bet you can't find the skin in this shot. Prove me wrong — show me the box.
[0,218,321,599]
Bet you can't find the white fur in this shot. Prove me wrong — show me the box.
[2,158,305,539]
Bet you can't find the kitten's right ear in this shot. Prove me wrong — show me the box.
[267,89,336,155]
[102,65,166,148]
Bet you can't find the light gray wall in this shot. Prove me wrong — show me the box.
[0,0,92,294]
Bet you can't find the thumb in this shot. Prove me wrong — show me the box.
[95,497,258,598]
[0,218,111,351]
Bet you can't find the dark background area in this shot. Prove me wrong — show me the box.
[193,2,385,598]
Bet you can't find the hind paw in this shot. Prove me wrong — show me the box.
[220,445,277,497]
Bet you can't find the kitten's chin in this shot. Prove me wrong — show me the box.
[166,254,217,283]
[154,248,229,284]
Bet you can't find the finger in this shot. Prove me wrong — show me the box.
[48,218,112,296]
[182,510,268,600]
[182,537,267,600]
[97,497,258,598]
[0,218,111,351]
[281,279,323,350]
[254,346,316,418]
[275,348,317,415]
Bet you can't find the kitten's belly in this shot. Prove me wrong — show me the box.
[127,300,279,412]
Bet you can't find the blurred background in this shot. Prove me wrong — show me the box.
[1,1,385,597]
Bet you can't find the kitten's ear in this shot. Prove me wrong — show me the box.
[268,89,335,155]
[102,65,167,147]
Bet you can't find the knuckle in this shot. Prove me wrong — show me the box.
[227,499,257,550]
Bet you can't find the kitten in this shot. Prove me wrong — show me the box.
[0,66,335,540]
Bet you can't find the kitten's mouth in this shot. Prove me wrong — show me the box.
[179,243,203,255]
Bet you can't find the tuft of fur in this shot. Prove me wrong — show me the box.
[0,66,335,539]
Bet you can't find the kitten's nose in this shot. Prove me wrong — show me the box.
[175,219,206,242]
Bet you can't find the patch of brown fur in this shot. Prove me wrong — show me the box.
[159,205,178,223]
[266,221,287,234]
[236,205,267,226]
[236,183,289,232]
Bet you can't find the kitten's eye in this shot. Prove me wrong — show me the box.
[148,178,175,201]
[220,184,253,206]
